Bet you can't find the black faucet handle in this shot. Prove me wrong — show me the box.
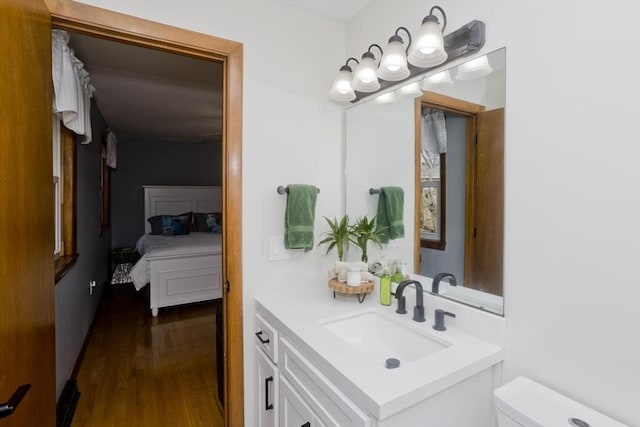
[413,305,425,322]
[396,295,407,314]
[431,272,457,294]
[432,309,456,331]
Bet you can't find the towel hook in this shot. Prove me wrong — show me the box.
[277,185,320,195]
[369,188,381,195]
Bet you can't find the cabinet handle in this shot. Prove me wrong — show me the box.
[255,330,270,344]
[264,376,273,411]
[301,422,310,427]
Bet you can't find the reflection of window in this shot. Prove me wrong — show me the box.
[421,145,441,236]
[54,115,78,282]
[421,183,438,234]
[420,152,446,250]
[419,106,448,250]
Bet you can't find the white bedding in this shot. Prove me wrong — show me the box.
[130,233,222,290]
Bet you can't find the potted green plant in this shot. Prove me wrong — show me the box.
[318,215,351,261]
[350,215,385,263]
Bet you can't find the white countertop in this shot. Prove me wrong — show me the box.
[255,279,505,419]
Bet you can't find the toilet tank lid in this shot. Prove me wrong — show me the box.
[494,377,627,427]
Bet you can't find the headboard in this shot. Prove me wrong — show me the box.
[143,185,222,234]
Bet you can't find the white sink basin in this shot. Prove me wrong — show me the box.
[321,311,449,367]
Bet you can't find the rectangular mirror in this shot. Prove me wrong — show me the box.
[345,48,505,315]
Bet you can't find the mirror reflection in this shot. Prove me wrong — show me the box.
[345,48,505,315]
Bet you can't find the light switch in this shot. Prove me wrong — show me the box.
[269,236,291,261]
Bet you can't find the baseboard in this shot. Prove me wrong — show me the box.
[70,280,106,379]
[56,380,80,427]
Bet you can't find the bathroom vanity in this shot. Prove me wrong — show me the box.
[255,281,505,426]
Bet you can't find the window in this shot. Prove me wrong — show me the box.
[54,115,77,282]
[420,152,446,250]
[53,115,62,259]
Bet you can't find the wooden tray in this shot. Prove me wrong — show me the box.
[328,278,374,303]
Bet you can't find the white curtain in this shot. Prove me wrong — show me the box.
[104,129,118,169]
[421,108,447,172]
[52,30,95,144]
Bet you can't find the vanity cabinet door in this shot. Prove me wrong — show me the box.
[280,338,370,427]
[257,346,278,427]
[280,377,317,427]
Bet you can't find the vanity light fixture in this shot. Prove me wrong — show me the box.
[378,27,412,81]
[328,57,359,102]
[352,44,383,93]
[397,82,423,98]
[373,91,397,104]
[408,6,448,68]
[329,5,486,103]
[421,69,454,90]
[455,54,493,80]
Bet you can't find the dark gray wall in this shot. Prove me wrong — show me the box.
[111,136,221,249]
[55,102,112,400]
[421,115,467,281]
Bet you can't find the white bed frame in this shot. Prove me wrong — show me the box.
[143,185,222,317]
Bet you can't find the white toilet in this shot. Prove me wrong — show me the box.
[494,377,628,427]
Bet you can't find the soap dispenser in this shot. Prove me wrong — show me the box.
[380,268,391,306]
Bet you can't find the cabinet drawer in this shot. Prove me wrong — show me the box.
[280,338,370,427]
[255,313,278,364]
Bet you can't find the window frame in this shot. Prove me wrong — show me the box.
[54,118,78,283]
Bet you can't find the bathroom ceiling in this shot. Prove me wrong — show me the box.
[67,31,223,143]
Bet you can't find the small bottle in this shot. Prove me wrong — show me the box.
[391,259,404,292]
[398,259,408,278]
[379,269,391,306]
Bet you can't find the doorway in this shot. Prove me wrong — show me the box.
[414,91,504,296]
[47,2,244,425]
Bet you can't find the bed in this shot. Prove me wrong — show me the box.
[131,185,223,317]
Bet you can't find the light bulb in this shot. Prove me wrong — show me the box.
[408,15,447,68]
[352,53,380,92]
[378,34,410,82]
[328,65,356,102]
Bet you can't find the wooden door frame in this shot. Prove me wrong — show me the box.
[45,1,244,425]
[414,92,484,277]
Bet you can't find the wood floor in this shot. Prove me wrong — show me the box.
[72,285,224,426]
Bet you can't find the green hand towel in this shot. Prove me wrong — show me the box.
[375,186,404,244]
[284,184,318,252]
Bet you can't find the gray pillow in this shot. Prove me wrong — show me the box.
[148,211,193,234]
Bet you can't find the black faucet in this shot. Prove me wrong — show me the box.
[394,280,425,322]
[431,272,457,294]
[433,309,456,331]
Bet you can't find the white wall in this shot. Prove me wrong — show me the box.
[345,97,415,266]
[348,1,640,425]
[55,102,111,400]
[74,1,345,425]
